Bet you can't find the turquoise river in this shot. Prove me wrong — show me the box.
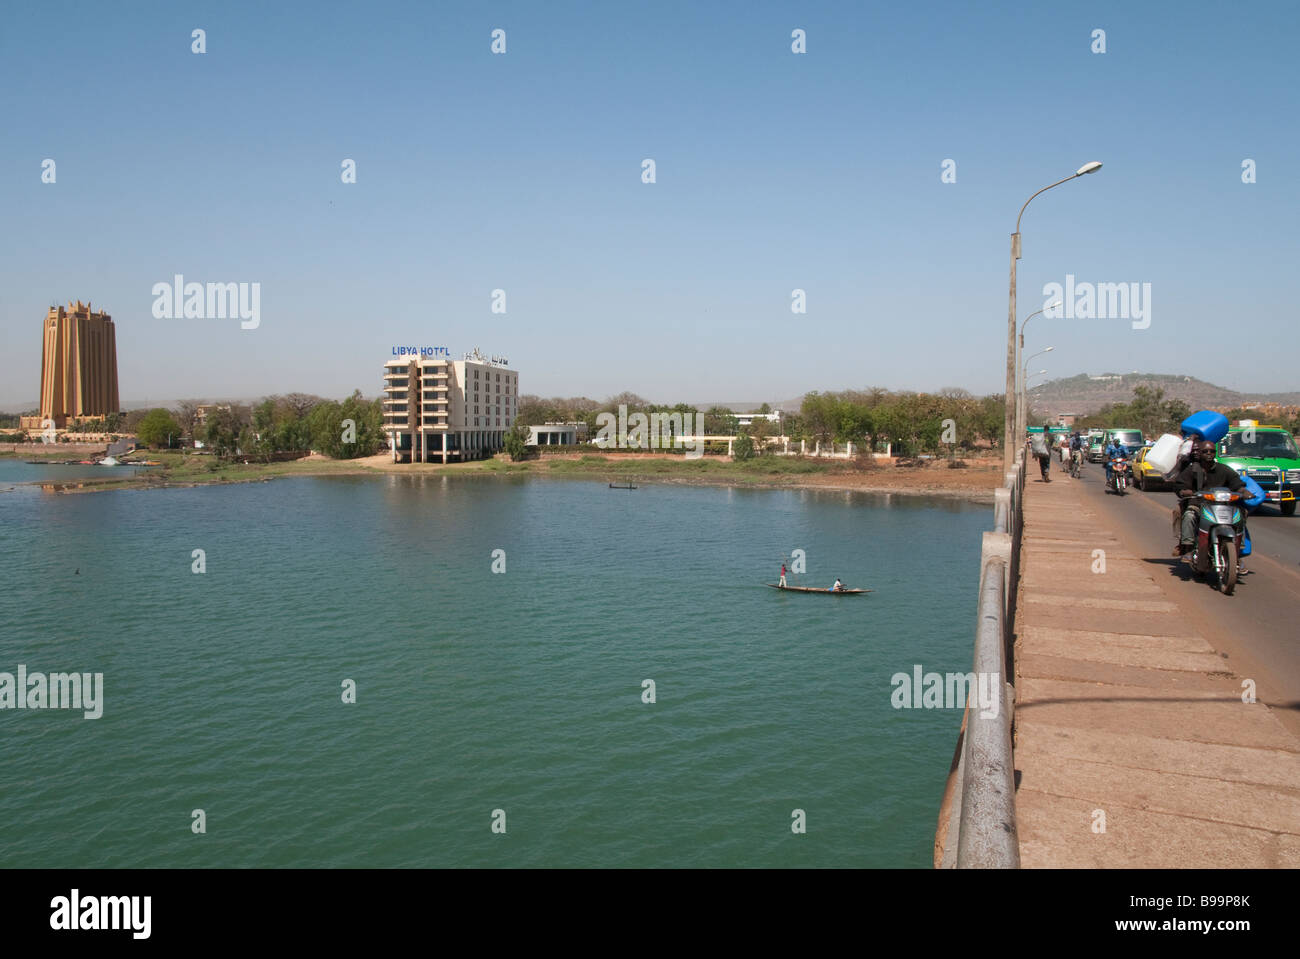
[0,464,989,867]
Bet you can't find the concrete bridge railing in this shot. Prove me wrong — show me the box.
[934,448,1024,868]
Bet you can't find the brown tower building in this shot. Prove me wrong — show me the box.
[37,300,120,427]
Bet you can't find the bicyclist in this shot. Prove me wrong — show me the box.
[1069,431,1085,473]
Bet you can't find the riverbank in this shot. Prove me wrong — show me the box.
[7,449,1001,502]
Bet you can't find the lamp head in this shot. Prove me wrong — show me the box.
[1076,161,1103,176]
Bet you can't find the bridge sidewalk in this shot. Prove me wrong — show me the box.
[1012,470,1300,867]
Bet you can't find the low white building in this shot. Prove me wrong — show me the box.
[733,411,782,428]
[527,422,587,446]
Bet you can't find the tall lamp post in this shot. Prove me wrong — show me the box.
[1016,301,1061,444]
[1003,161,1103,470]
[1026,371,1049,428]
[1021,348,1053,435]
[1026,370,1049,429]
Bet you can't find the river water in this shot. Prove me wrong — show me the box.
[0,468,988,866]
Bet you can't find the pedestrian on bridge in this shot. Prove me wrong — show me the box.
[1030,424,1052,482]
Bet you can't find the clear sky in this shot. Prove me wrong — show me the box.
[1,0,1296,408]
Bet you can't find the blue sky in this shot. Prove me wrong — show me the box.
[1,0,1296,407]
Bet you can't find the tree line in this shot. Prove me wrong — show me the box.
[515,388,1006,456]
[124,391,384,460]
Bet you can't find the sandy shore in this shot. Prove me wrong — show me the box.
[13,449,1001,503]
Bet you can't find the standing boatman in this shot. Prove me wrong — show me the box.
[779,562,788,587]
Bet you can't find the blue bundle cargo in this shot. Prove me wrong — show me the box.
[1242,474,1266,511]
[1181,410,1229,442]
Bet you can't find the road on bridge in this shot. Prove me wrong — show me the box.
[1066,457,1300,739]
[1012,458,1300,867]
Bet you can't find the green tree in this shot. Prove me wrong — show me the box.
[202,408,243,458]
[338,390,382,458]
[306,400,345,457]
[504,422,532,461]
[136,408,181,448]
[732,431,755,461]
[703,406,737,435]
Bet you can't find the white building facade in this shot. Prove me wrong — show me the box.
[382,353,518,463]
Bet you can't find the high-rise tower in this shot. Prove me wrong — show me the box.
[38,300,120,427]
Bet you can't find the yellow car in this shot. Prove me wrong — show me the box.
[1134,447,1169,492]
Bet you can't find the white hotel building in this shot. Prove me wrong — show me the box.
[382,353,518,463]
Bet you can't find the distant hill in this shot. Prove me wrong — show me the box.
[694,400,803,413]
[702,375,1300,417]
[1028,373,1300,417]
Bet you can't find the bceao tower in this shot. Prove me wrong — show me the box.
[38,300,120,427]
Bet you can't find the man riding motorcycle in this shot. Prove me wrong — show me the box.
[1172,440,1248,556]
[1103,435,1129,487]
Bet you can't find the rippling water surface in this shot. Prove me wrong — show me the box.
[0,472,988,867]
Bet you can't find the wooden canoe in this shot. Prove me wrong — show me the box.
[766,584,871,594]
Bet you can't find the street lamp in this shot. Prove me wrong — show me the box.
[1016,302,1061,443]
[1019,345,1050,434]
[1023,355,1051,431]
[1003,161,1103,470]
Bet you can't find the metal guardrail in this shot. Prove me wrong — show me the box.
[934,449,1025,868]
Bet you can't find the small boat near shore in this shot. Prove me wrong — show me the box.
[608,483,637,490]
[766,583,871,594]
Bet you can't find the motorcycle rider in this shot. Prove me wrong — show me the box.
[1172,440,1248,556]
[1103,434,1129,488]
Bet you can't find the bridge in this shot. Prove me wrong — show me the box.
[935,449,1300,867]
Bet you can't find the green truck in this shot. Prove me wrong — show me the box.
[1217,424,1300,516]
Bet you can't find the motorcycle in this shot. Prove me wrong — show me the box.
[1107,455,1131,495]
[1183,487,1248,595]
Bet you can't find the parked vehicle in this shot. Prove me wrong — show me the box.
[1182,487,1249,594]
[1216,424,1300,517]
